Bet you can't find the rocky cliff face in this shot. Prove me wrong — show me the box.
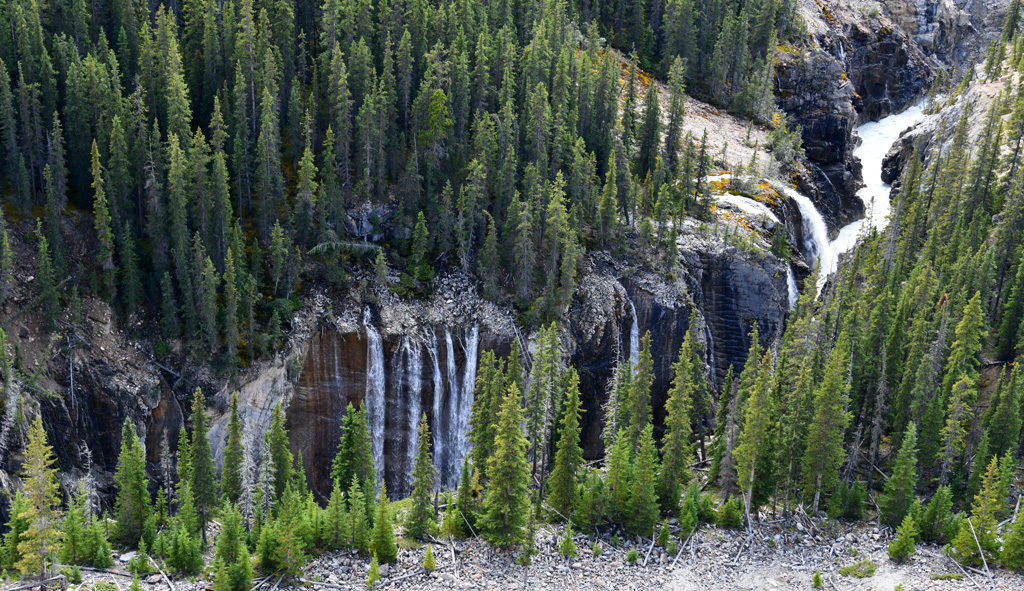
[199,221,790,501]
[776,50,863,231]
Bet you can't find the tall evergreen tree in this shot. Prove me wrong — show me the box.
[405,415,436,539]
[879,422,919,528]
[546,368,583,520]
[801,337,852,513]
[189,388,217,542]
[15,417,61,577]
[114,418,152,548]
[221,392,245,505]
[659,325,697,511]
[479,382,530,546]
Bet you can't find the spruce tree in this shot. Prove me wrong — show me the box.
[659,327,697,511]
[410,211,432,282]
[627,423,661,536]
[91,140,117,301]
[405,415,435,539]
[34,223,60,330]
[1002,510,1024,570]
[266,403,294,503]
[15,417,61,577]
[949,456,1002,565]
[221,392,245,505]
[347,475,370,553]
[189,388,216,542]
[479,382,530,546]
[114,418,152,548]
[60,482,88,565]
[879,422,919,528]
[802,336,852,513]
[370,485,398,563]
[331,403,375,495]
[919,485,954,544]
[546,368,583,520]
[887,514,918,563]
[733,350,775,527]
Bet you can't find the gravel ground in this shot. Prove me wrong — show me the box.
[62,517,1024,591]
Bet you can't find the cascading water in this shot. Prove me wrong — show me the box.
[452,325,479,485]
[427,330,446,487]
[628,299,640,369]
[401,338,423,494]
[783,186,831,289]
[788,104,926,294]
[786,266,798,310]
[363,307,386,487]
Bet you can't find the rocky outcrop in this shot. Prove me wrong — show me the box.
[844,18,938,121]
[776,50,863,231]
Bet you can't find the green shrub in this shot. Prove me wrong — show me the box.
[838,560,876,578]
[591,542,602,556]
[812,570,822,588]
[716,497,744,529]
[558,528,578,558]
[625,548,639,564]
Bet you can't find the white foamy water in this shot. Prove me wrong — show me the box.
[797,104,926,293]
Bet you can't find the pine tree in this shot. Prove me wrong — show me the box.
[949,456,1002,565]
[802,336,852,513]
[405,415,436,539]
[331,403,376,495]
[89,140,117,301]
[733,349,775,527]
[370,485,398,563]
[659,326,697,511]
[546,368,584,520]
[60,483,88,565]
[410,211,432,282]
[626,423,661,536]
[887,514,918,563]
[879,422,919,528]
[1002,510,1024,570]
[347,475,370,553]
[34,223,60,330]
[479,382,530,546]
[221,392,245,505]
[15,417,61,577]
[266,403,294,503]
[114,418,152,548]
[919,485,954,544]
[189,388,216,542]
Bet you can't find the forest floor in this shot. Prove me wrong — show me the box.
[67,518,1024,591]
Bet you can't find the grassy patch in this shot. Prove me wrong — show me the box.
[930,573,964,581]
[838,560,876,578]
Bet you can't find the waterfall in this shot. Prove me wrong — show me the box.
[402,338,423,494]
[427,330,446,488]
[783,186,831,286]
[785,104,927,294]
[444,329,458,414]
[363,307,386,487]
[628,299,640,369]
[452,325,479,485]
[786,265,798,310]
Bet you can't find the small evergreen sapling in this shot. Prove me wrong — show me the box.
[888,514,918,563]
[422,545,435,572]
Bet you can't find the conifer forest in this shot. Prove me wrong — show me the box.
[1,0,1024,588]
